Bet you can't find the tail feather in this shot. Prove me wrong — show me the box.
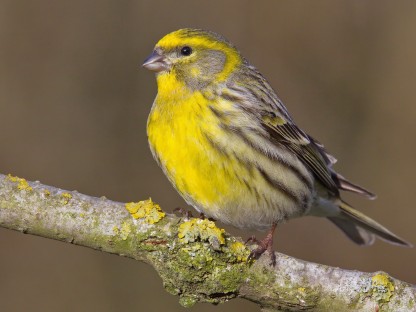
[328,217,375,246]
[329,201,412,247]
[333,173,377,200]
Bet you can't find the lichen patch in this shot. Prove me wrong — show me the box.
[120,221,132,240]
[229,241,250,262]
[178,218,225,249]
[371,273,394,304]
[61,193,72,205]
[125,198,165,224]
[7,174,32,191]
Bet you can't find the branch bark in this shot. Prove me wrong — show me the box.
[0,173,414,311]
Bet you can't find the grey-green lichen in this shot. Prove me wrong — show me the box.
[99,213,249,307]
[178,218,225,249]
[119,221,132,240]
[408,297,415,309]
[150,217,252,307]
[179,295,198,308]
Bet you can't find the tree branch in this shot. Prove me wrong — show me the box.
[0,173,414,311]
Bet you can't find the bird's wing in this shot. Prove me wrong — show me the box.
[261,108,340,195]
[262,106,376,199]
[224,66,370,197]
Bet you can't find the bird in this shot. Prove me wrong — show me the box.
[142,28,411,264]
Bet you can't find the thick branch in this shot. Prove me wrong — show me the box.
[0,173,414,311]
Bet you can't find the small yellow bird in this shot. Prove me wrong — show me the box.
[143,28,411,264]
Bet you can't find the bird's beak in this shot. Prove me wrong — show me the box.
[142,50,168,72]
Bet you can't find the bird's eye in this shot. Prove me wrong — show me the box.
[180,46,193,56]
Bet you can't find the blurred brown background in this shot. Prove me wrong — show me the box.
[1,1,415,311]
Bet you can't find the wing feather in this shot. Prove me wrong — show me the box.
[223,66,374,198]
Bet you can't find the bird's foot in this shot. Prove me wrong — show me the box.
[173,208,215,221]
[246,223,277,266]
[199,213,216,222]
[173,207,193,219]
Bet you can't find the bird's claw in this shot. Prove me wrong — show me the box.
[246,223,277,266]
[246,236,276,266]
[173,207,193,219]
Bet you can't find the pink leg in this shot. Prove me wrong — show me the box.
[247,222,277,266]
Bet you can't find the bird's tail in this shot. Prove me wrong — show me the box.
[327,200,412,247]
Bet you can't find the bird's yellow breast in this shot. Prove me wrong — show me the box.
[147,73,243,210]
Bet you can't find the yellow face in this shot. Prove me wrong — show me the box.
[143,29,243,89]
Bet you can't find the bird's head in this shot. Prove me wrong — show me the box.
[143,28,243,89]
